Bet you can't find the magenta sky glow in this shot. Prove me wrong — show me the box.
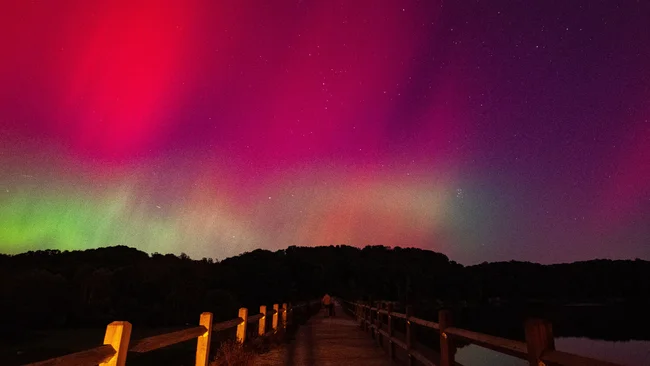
[1,1,649,264]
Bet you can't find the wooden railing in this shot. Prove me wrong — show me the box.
[342,300,623,366]
[24,300,320,366]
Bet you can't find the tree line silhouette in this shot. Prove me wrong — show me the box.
[1,245,649,341]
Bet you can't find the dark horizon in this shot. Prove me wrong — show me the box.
[3,243,649,267]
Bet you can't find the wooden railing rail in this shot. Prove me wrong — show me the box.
[343,300,623,366]
[20,344,118,366]
[24,300,320,366]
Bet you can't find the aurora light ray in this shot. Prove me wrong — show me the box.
[1,0,649,264]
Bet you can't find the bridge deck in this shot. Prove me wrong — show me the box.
[255,303,393,366]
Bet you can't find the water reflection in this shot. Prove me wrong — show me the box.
[556,337,650,366]
[455,338,650,366]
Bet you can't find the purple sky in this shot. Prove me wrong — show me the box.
[1,0,649,264]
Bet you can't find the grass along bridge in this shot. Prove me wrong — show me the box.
[23,300,320,366]
[21,298,625,366]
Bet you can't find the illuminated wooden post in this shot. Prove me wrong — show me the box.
[272,304,280,332]
[282,303,288,330]
[525,319,555,366]
[439,309,455,366]
[387,303,394,360]
[99,321,132,366]
[236,308,248,344]
[195,312,213,366]
[259,305,267,336]
[406,305,415,366]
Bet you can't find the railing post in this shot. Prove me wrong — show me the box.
[375,302,382,346]
[387,303,394,360]
[99,321,132,366]
[358,303,362,329]
[525,319,555,366]
[406,305,415,366]
[369,303,375,339]
[376,302,380,339]
[359,303,366,330]
[287,303,293,326]
[236,308,248,344]
[195,312,213,366]
[362,305,369,332]
[282,303,288,330]
[439,309,455,366]
[259,305,267,336]
[358,303,362,328]
[363,303,368,332]
[355,303,359,323]
[272,303,280,332]
[358,303,362,325]
[368,297,373,337]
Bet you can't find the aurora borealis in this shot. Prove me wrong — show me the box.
[1,1,649,264]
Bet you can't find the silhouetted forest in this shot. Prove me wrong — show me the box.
[1,245,649,340]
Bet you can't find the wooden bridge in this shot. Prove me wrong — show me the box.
[255,302,391,366]
[22,298,624,366]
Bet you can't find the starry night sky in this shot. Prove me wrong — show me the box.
[1,1,649,264]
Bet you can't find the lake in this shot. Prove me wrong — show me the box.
[401,302,650,365]
[456,338,650,365]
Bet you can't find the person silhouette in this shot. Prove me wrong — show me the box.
[322,293,334,317]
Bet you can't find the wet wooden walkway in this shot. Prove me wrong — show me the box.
[255,303,393,366]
